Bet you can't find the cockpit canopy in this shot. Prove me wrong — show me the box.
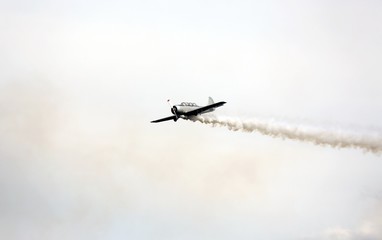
[179,102,198,107]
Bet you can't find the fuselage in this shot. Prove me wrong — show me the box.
[171,102,214,118]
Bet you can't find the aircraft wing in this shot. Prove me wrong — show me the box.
[151,115,177,123]
[184,101,226,116]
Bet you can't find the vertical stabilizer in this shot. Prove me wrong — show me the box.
[208,97,214,105]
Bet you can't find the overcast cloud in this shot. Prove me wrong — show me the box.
[1,0,382,239]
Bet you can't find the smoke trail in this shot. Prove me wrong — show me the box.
[189,115,382,154]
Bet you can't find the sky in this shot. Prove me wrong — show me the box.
[1,0,382,239]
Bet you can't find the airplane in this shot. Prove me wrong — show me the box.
[151,97,226,123]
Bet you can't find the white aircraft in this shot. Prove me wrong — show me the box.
[151,97,226,123]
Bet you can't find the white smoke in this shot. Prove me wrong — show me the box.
[189,115,382,154]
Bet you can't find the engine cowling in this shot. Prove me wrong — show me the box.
[171,106,177,115]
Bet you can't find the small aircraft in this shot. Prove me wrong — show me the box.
[151,97,226,123]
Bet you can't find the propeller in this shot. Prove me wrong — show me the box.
[167,99,178,121]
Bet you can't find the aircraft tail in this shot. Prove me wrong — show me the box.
[208,97,214,105]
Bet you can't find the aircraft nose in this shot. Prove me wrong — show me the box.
[171,106,177,114]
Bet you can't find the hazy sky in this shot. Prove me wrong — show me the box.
[1,1,382,239]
